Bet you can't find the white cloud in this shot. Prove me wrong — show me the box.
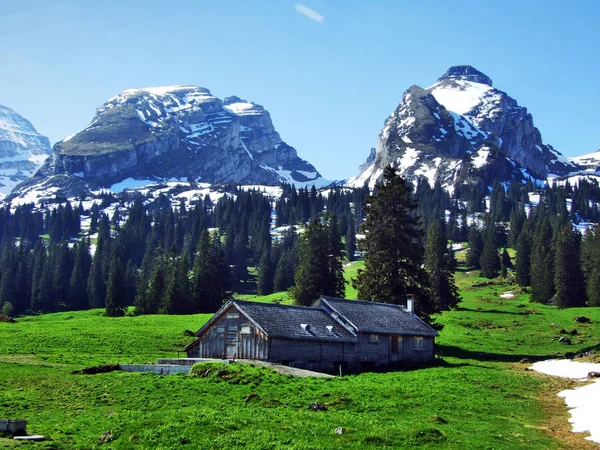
[295,3,324,23]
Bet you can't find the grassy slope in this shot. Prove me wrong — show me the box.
[1,260,600,449]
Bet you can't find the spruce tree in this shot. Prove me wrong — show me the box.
[424,219,460,310]
[324,214,346,298]
[479,222,500,279]
[530,218,555,303]
[515,229,532,287]
[554,226,586,307]
[352,166,432,316]
[105,254,126,317]
[257,248,275,296]
[345,220,357,261]
[162,255,190,314]
[466,225,483,269]
[68,240,92,310]
[290,218,328,306]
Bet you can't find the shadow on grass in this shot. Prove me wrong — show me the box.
[455,307,539,316]
[438,344,557,363]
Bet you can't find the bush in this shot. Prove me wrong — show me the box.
[1,301,13,317]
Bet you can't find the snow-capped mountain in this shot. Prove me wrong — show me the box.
[0,103,52,197]
[12,85,327,201]
[348,65,578,191]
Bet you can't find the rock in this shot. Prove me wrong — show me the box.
[519,358,531,364]
[183,330,196,337]
[307,402,328,412]
[574,316,591,323]
[98,430,114,444]
[558,337,572,345]
[569,328,578,335]
[564,352,576,359]
[559,329,567,334]
[244,393,259,404]
[334,427,346,435]
[588,372,600,378]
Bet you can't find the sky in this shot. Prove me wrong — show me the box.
[1,0,599,180]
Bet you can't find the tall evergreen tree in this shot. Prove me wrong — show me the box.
[530,218,555,303]
[105,254,126,317]
[162,254,190,314]
[424,219,460,310]
[554,226,586,307]
[466,225,483,269]
[257,248,275,296]
[479,221,501,279]
[290,218,329,306]
[515,228,532,287]
[352,166,432,316]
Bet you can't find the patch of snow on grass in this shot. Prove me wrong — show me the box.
[531,359,600,444]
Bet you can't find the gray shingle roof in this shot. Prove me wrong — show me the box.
[317,297,438,337]
[233,300,357,342]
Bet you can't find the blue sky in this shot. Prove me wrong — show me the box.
[1,0,599,180]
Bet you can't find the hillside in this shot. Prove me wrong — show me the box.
[1,264,599,449]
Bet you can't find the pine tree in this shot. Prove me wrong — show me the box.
[424,219,460,310]
[581,226,600,307]
[515,229,532,287]
[352,166,432,316]
[162,254,190,314]
[530,218,555,303]
[257,248,275,295]
[105,254,126,317]
[479,221,500,279]
[345,220,357,261]
[273,248,297,292]
[324,214,346,298]
[466,226,483,269]
[554,226,586,307]
[290,218,328,306]
[68,240,92,310]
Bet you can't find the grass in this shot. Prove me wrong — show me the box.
[1,261,599,448]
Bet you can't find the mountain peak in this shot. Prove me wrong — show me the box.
[437,65,493,87]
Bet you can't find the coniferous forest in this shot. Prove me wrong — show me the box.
[1,174,600,320]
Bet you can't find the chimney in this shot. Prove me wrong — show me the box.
[406,294,415,313]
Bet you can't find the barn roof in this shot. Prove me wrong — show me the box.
[233,300,357,342]
[316,297,438,337]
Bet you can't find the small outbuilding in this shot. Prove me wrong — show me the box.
[185,296,438,373]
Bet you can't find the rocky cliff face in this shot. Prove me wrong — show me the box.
[0,103,52,197]
[23,85,324,197]
[348,65,579,191]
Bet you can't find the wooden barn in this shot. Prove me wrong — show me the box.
[184,296,438,373]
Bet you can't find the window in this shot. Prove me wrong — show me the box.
[228,325,239,332]
[226,312,240,319]
[240,325,251,334]
[369,334,379,344]
[414,336,424,351]
[216,326,225,334]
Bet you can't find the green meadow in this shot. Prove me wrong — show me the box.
[1,259,600,449]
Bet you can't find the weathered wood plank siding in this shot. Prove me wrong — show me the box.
[187,306,269,360]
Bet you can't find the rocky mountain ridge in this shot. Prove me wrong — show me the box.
[0,103,52,197]
[348,65,586,191]
[11,85,327,201]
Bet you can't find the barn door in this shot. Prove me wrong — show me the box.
[226,332,238,359]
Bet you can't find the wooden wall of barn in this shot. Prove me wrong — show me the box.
[187,307,269,360]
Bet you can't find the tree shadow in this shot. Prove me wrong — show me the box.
[454,307,539,316]
[438,344,557,363]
